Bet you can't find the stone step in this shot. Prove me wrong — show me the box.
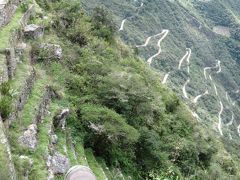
[25,102,59,179]
[17,85,56,148]
[0,7,23,84]
[8,68,51,144]
[0,4,35,83]
[7,65,36,124]
[7,101,58,179]
[18,68,53,127]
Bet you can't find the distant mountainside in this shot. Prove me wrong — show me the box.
[81,0,240,140]
[81,0,240,177]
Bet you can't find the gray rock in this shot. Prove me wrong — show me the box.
[24,24,44,39]
[53,108,70,130]
[51,152,70,174]
[15,42,27,57]
[0,1,18,27]
[18,124,38,150]
[89,122,105,134]
[50,134,58,144]
[40,43,63,60]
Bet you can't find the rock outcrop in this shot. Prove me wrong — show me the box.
[47,152,70,175]
[0,0,20,27]
[53,108,70,130]
[24,24,44,39]
[18,124,38,150]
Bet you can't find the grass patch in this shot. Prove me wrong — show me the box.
[10,63,32,96]
[0,8,23,49]
[19,68,51,128]
[74,140,89,166]
[9,44,32,93]
[28,102,60,179]
[85,148,106,180]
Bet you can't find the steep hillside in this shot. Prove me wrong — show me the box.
[82,0,240,165]
[0,0,240,179]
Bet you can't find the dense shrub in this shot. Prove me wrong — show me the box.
[0,82,12,119]
[91,7,116,42]
[0,96,12,119]
[0,82,11,96]
[42,0,238,178]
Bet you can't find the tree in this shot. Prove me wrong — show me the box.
[91,7,116,42]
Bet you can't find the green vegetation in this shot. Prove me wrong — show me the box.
[31,0,240,178]
[85,149,107,180]
[0,82,12,119]
[0,9,23,49]
[0,121,12,180]
[0,0,240,179]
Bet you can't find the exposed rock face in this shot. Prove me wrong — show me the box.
[24,24,44,39]
[0,0,20,27]
[47,152,70,175]
[40,43,63,60]
[213,26,231,37]
[50,134,58,145]
[18,124,38,150]
[53,108,70,130]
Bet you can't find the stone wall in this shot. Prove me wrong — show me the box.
[5,4,35,79]
[8,69,36,123]
[0,115,17,180]
[5,47,16,79]
[0,0,20,27]
[0,53,9,83]
[17,86,57,150]
[20,4,35,27]
[34,86,57,124]
[0,4,35,84]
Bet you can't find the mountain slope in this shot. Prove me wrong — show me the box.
[0,0,240,179]
[81,0,240,141]
[80,0,240,178]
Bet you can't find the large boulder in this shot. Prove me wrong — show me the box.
[24,24,44,39]
[18,124,38,150]
[53,108,70,130]
[48,152,70,175]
